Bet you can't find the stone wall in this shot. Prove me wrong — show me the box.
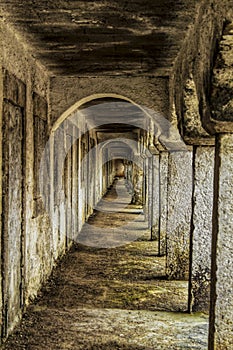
[166,149,193,280]
[189,146,214,312]
[209,134,233,349]
[0,22,52,339]
[0,21,119,341]
[1,70,26,337]
[0,1,232,347]
[169,0,229,137]
[50,75,170,126]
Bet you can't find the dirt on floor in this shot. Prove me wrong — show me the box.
[1,179,209,350]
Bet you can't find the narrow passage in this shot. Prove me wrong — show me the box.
[2,179,208,350]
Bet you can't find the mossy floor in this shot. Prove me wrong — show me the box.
[2,179,209,350]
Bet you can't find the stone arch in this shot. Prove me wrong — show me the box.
[52,93,152,133]
[51,93,187,154]
[99,138,138,155]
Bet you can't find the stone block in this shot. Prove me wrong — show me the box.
[2,99,24,337]
[189,146,214,312]
[209,134,233,349]
[166,150,193,280]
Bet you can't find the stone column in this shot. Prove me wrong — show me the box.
[131,164,144,206]
[151,153,160,241]
[127,161,133,194]
[188,146,214,312]
[159,151,169,256]
[209,134,233,350]
[71,132,78,240]
[166,149,193,280]
[144,157,150,224]
[147,156,153,229]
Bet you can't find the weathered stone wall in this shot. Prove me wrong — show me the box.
[167,1,233,343]
[0,22,119,338]
[169,0,230,137]
[159,151,169,256]
[0,22,95,342]
[209,134,233,349]
[189,146,214,312]
[1,70,26,337]
[0,21,53,340]
[166,149,193,280]
[52,111,117,246]
[210,20,233,126]
[0,1,232,348]
[151,153,160,241]
[50,75,170,126]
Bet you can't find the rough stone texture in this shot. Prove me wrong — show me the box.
[211,22,233,122]
[147,156,153,229]
[33,92,48,218]
[64,132,73,245]
[71,129,79,240]
[159,151,169,256]
[126,163,133,199]
[0,63,3,342]
[131,164,144,206]
[144,157,150,224]
[182,76,213,145]
[0,1,233,349]
[151,154,160,241]
[166,150,193,280]
[52,126,66,256]
[209,134,233,350]
[50,75,170,127]
[1,72,25,337]
[0,23,49,97]
[0,22,54,320]
[170,0,232,136]
[0,21,53,341]
[0,0,199,76]
[189,146,214,312]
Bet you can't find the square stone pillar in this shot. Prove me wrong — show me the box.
[159,151,169,256]
[166,149,193,280]
[131,162,143,206]
[147,156,153,228]
[189,146,214,312]
[209,134,233,350]
[143,157,150,224]
[151,153,160,241]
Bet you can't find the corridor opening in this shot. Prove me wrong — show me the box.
[39,94,192,311]
[1,93,210,348]
[114,159,125,177]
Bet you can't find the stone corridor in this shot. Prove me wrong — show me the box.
[0,0,233,349]
[2,180,208,350]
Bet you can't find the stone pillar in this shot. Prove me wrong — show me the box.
[132,164,143,206]
[209,134,233,350]
[166,149,193,280]
[64,130,72,247]
[144,157,150,224]
[189,146,214,312]
[127,161,133,194]
[159,151,169,256]
[151,153,160,241]
[71,132,78,240]
[147,156,153,228]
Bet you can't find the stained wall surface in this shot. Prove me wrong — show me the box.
[0,0,232,348]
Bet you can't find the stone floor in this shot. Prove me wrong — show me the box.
[2,179,209,350]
